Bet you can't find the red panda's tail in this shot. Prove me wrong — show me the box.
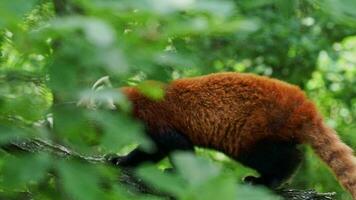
[306,120,356,199]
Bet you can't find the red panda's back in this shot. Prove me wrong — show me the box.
[164,72,309,157]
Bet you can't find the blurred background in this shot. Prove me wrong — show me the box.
[0,0,355,199]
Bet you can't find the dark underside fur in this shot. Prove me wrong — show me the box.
[110,128,302,189]
[237,140,303,188]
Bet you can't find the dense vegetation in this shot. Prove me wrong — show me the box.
[0,0,355,199]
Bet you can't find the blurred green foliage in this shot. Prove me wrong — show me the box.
[0,0,355,199]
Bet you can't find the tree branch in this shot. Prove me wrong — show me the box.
[277,189,335,200]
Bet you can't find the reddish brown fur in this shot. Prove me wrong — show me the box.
[122,72,356,198]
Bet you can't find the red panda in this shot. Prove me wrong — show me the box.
[110,72,356,198]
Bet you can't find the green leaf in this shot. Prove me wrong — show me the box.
[50,16,116,48]
[236,185,281,200]
[137,81,165,101]
[137,164,185,197]
[1,153,51,189]
[320,0,356,26]
[0,0,36,28]
[183,176,237,200]
[57,160,103,200]
[172,152,220,186]
[90,111,152,152]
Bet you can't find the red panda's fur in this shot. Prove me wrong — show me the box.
[121,72,356,198]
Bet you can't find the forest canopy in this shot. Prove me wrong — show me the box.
[0,0,356,199]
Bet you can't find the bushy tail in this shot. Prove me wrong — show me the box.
[306,121,356,199]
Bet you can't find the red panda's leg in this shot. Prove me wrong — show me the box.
[109,129,194,167]
[238,140,303,188]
